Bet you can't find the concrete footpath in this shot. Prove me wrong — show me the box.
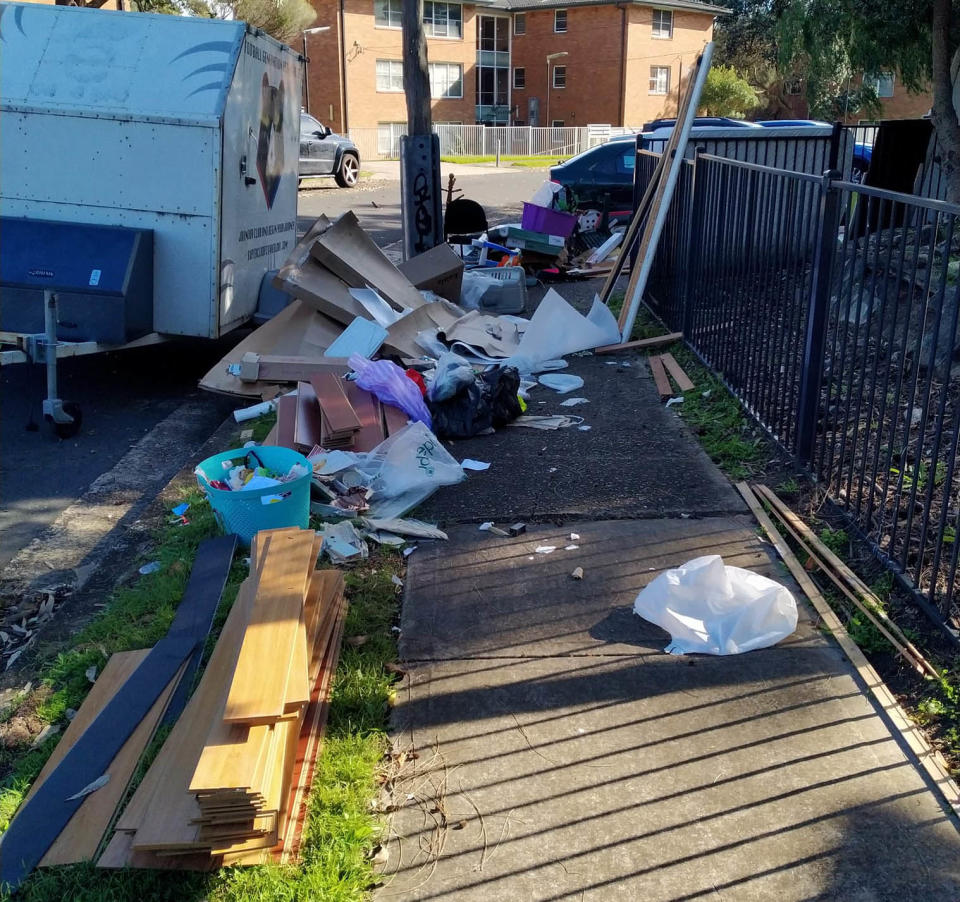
[378,345,960,899]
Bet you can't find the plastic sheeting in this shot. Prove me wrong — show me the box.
[633,555,798,655]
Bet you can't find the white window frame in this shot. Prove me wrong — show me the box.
[649,65,670,95]
[554,9,567,32]
[868,72,895,98]
[429,62,463,99]
[423,1,463,39]
[552,65,566,89]
[552,119,565,128]
[514,13,525,35]
[374,0,402,30]
[376,59,404,93]
[513,67,526,89]
[652,8,673,39]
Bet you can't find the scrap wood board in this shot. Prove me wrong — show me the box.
[0,534,237,891]
[648,354,672,399]
[124,576,258,853]
[24,651,183,867]
[594,332,682,354]
[660,353,694,391]
[294,381,323,450]
[222,592,347,866]
[223,530,316,725]
[311,372,361,435]
[345,380,387,452]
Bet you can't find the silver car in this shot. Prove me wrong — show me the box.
[298,112,360,187]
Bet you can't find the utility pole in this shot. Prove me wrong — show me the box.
[400,0,443,259]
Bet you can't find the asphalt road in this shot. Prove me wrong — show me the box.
[297,163,548,244]
[0,164,550,569]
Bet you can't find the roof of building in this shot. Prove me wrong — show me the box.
[481,0,729,14]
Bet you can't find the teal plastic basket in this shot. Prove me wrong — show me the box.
[195,445,311,546]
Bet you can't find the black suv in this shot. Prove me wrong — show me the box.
[299,112,360,188]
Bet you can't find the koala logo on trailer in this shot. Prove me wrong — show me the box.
[256,73,287,209]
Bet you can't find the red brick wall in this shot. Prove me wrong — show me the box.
[303,0,346,132]
[623,6,712,127]
[510,6,625,127]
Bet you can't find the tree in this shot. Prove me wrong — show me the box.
[712,0,806,118]
[778,0,960,202]
[698,65,761,117]
[133,0,316,45]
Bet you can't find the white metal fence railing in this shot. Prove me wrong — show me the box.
[347,124,615,161]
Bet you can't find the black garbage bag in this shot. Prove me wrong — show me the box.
[428,366,523,439]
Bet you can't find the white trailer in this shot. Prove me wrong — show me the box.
[0,2,301,431]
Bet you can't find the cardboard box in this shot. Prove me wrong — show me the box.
[398,244,464,303]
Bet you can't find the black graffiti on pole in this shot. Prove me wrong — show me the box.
[412,169,434,254]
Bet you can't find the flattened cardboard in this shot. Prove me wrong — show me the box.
[398,243,464,303]
[310,211,426,313]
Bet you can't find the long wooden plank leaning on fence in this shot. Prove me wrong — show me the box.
[599,44,714,350]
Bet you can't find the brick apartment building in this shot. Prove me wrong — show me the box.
[302,0,723,136]
[781,72,932,124]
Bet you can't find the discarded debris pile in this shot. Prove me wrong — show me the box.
[100,527,345,869]
[0,529,347,886]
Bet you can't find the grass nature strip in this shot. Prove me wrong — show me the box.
[3,473,401,900]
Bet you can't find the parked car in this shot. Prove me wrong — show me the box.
[549,135,638,210]
[643,116,764,131]
[299,112,360,187]
[549,121,763,210]
[756,119,832,128]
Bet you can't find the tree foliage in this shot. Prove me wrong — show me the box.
[777,0,960,201]
[698,65,761,118]
[132,0,316,45]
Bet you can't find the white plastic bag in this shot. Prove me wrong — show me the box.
[633,555,798,655]
[360,421,465,501]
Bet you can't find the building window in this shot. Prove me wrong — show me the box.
[377,121,407,155]
[429,62,463,98]
[552,119,565,128]
[652,9,673,39]
[649,65,670,95]
[867,72,895,98]
[514,13,525,35]
[554,9,567,32]
[514,67,526,89]
[376,60,404,93]
[374,0,402,29]
[784,76,803,95]
[424,2,463,39]
[552,65,566,88]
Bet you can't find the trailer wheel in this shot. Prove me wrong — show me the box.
[335,154,359,188]
[50,402,83,440]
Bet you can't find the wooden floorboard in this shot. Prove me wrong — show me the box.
[223,530,315,725]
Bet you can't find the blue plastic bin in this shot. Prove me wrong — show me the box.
[195,445,311,546]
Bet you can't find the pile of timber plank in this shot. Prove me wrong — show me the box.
[0,536,238,890]
[268,370,410,453]
[201,211,465,400]
[99,527,347,869]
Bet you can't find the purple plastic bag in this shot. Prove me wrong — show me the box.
[349,355,432,428]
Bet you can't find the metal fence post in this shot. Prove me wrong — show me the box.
[681,148,704,337]
[795,170,841,465]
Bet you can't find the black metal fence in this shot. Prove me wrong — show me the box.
[642,150,960,632]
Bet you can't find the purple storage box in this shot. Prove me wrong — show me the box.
[521,202,578,238]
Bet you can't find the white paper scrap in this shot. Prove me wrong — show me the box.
[535,545,556,554]
[479,522,494,531]
[461,459,491,471]
[565,544,579,551]
[559,397,589,407]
